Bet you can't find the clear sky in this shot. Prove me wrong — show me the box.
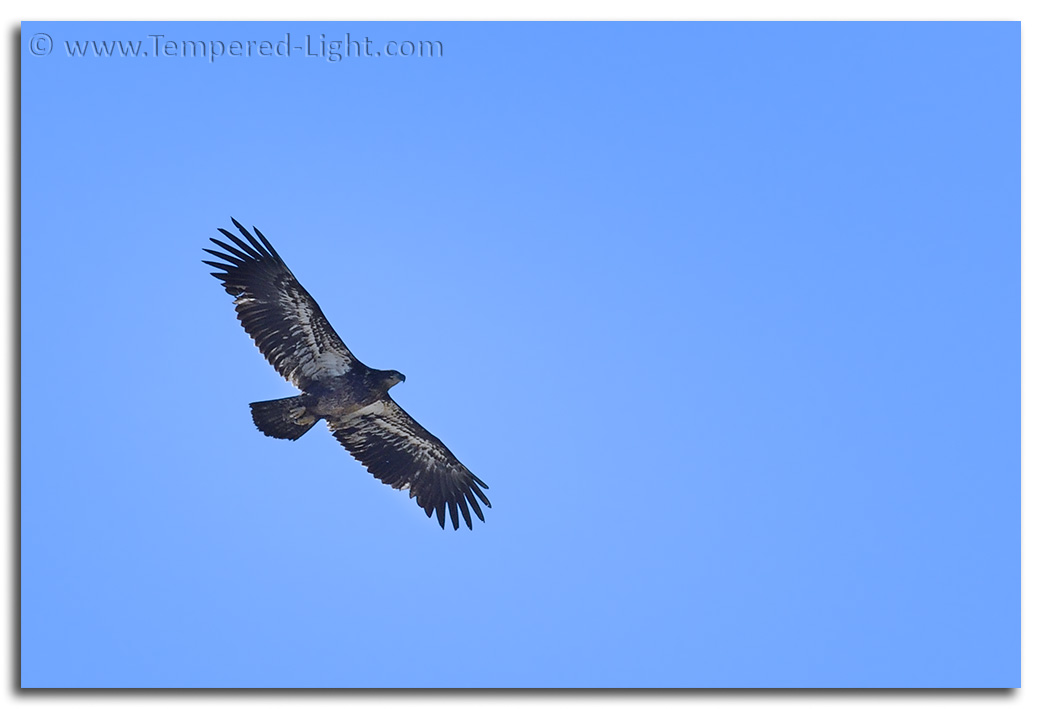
[21,21,1020,688]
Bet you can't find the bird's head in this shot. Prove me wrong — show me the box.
[380,369,407,389]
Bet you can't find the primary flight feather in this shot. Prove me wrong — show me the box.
[203,218,490,530]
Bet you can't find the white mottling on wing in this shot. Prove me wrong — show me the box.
[316,352,350,375]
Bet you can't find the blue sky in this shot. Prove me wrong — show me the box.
[21,21,1019,688]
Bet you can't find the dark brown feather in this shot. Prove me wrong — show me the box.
[329,396,490,530]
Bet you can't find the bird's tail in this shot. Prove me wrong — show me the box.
[249,396,317,440]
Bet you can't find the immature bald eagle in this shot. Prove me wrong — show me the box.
[203,218,490,530]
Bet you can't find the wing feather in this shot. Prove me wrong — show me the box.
[204,218,359,388]
[329,396,491,530]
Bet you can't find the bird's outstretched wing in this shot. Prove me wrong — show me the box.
[203,218,359,389]
[329,396,492,530]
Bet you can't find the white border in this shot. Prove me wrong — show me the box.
[3,3,1032,707]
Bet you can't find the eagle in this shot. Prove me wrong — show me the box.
[203,218,491,530]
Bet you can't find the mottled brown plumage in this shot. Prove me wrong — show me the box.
[203,218,490,530]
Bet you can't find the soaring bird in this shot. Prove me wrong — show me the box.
[203,218,490,529]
